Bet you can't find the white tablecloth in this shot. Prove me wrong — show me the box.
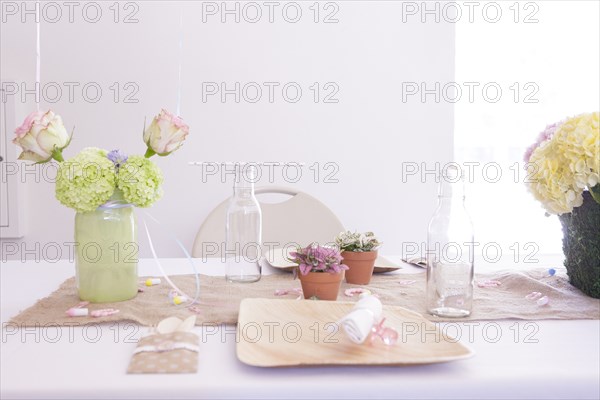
[1,258,598,399]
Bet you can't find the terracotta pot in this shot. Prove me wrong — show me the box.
[342,250,377,285]
[298,270,344,300]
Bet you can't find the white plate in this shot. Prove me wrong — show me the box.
[263,247,296,272]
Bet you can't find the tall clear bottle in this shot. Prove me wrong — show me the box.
[225,165,262,283]
[426,166,474,317]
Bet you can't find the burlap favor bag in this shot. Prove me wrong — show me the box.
[128,316,198,374]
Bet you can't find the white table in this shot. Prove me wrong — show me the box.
[1,258,599,399]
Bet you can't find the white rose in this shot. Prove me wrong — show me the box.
[13,110,70,162]
[143,109,189,157]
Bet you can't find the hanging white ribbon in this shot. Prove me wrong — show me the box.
[176,9,184,116]
[35,1,41,111]
[141,210,201,306]
[98,200,201,307]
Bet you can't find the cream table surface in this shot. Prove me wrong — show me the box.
[1,256,599,400]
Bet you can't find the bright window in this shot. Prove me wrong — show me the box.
[455,1,600,259]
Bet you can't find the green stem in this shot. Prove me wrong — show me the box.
[52,149,64,163]
[144,148,156,158]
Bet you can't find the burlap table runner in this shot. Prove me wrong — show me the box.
[9,269,599,327]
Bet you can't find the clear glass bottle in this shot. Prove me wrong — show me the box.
[225,165,262,283]
[426,166,474,317]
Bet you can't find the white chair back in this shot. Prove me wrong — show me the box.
[191,186,345,258]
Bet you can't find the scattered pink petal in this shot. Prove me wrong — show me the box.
[477,280,502,288]
[274,288,303,297]
[90,309,120,318]
[526,291,543,301]
[188,306,202,314]
[344,288,372,297]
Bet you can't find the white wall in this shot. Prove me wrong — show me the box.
[0,1,454,260]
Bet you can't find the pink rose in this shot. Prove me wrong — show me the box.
[143,109,189,157]
[13,110,70,162]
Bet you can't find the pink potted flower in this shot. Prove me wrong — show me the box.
[289,244,348,300]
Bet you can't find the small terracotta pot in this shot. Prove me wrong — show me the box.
[342,250,377,285]
[298,270,344,300]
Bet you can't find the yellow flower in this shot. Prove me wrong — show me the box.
[527,112,599,215]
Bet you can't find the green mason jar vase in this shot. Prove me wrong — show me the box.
[75,190,138,303]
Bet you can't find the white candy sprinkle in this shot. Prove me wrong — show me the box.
[536,296,549,306]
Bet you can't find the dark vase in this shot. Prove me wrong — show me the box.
[558,191,600,298]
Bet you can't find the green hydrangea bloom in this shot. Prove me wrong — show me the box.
[80,147,108,157]
[117,155,163,207]
[55,147,116,213]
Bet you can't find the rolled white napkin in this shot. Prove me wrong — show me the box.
[339,295,383,344]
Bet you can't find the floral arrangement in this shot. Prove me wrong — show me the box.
[525,112,599,215]
[335,231,381,252]
[13,109,189,213]
[289,244,348,275]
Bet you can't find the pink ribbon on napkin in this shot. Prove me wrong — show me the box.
[370,318,399,346]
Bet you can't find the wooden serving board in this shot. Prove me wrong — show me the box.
[236,298,474,367]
